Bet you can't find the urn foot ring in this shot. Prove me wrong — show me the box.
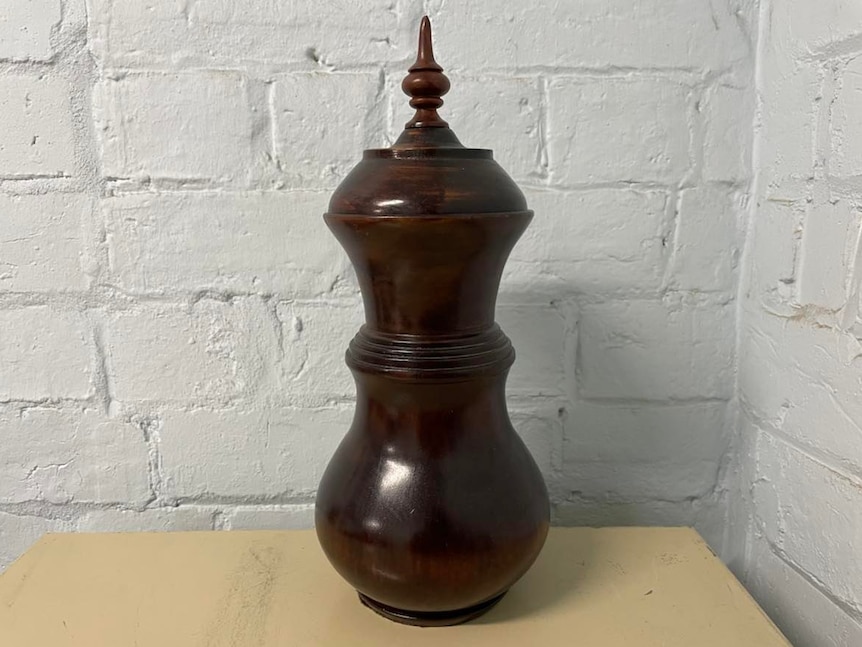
[358,591,507,627]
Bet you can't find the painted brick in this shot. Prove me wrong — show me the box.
[434,74,542,181]
[669,187,742,292]
[553,499,687,526]
[0,512,70,571]
[753,431,862,612]
[796,195,859,310]
[87,0,406,68]
[548,78,691,185]
[104,191,349,297]
[855,288,862,342]
[832,58,862,179]
[553,497,725,553]
[159,408,350,499]
[743,197,803,311]
[0,408,150,505]
[428,0,750,71]
[563,460,721,502]
[272,72,385,188]
[94,72,260,183]
[736,0,862,630]
[509,406,564,477]
[563,403,727,501]
[502,188,669,296]
[105,298,277,403]
[703,85,753,182]
[0,194,88,291]
[740,315,862,473]
[0,75,75,177]
[497,303,567,399]
[276,299,363,405]
[759,55,818,186]
[224,504,315,530]
[746,537,862,647]
[579,300,734,400]
[0,0,61,61]
[0,308,92,401]
[565,402,728,463]
[784,0,862,54]
[77,507,216,532]
[737,319,791,432]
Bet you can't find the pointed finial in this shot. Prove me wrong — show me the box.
[402,16,450,128]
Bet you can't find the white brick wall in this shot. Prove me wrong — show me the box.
[0,309,93,401]
[548,78,692,185]
[0,194,90,291]
[103,191,348,296]
[426,0,751,71]
[753,433,862,610]
[578,300,734,400]
[670,188,743,292]
[702,84,753,183]
[0,0,61,62]
[94,72,262,184]
[276,299,364,405]
[0,75,76,177]
[506,188,670,294]
[272,72,386,187]
[87,0,408,69]
[0,0,757,601]
[158,407,350,500]
[0,408,150,505]
[104,298,278,404]
[563,402,728,501]
[730,0,862,642]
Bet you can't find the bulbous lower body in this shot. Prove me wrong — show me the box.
[315,373,549,626]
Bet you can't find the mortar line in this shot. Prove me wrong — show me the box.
[739,400,862,486]
[765,538,862,624]
[90,320,114,415]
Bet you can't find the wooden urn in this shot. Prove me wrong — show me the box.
[314,17,550,626]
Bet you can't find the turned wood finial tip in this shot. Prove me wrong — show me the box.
[402,16,450,128]
[415,16,438,70]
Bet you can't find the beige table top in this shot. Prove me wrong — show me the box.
[0,527,788,646]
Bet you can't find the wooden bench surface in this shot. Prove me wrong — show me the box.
[0,527,789,646]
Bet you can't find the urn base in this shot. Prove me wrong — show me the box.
[358,591,507,627]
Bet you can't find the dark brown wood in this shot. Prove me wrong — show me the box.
[315,16,549,627]
[402,16,450,128]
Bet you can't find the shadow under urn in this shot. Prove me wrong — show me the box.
[315,16,550,627]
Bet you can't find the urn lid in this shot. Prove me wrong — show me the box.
[327,17,528,216]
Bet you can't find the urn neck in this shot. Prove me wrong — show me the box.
[324,212,532,336]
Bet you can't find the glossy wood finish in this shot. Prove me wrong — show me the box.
[401,15,450,129]
[315,17,550,626]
